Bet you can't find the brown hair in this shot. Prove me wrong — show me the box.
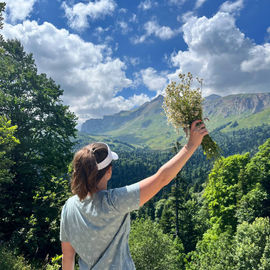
[71,142,112,200]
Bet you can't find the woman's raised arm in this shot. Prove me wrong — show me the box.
[138,120,208,207]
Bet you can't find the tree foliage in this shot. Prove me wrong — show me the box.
[129,218,184,270]
[0,2,5,42]
[0,116,19,185]
[0,39,77,259]
[187,139,270,269]
[203,153,250,231]
[234,217,270,270]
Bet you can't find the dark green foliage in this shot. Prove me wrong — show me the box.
[109,148,171,190]
[187,139,270,269]
[0,2,5,42]
[244,138,270,217]
[187,228,234,270]
[235,183,267,224]
[129,218,184,270]
[187,217,270,270]
[0,245,32,270]
[234,217,270,270]
[17,177,71,260]
[0,116,19,186]
[0,39,77,260]
[203,153,250,231]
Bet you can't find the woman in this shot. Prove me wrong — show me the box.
[60,120,208,270]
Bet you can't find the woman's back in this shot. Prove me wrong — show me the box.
[60,183,140,270]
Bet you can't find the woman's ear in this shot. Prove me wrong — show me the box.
[106,166,112,178]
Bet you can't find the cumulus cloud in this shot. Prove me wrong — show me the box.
[219,0,244,15]
[2,20,149,124]
[169,12,270,96]
[132,20,180,44]
[62,0,116,31]
[140,67,168,93]
[241,44,270,72]
[4,0,36,23]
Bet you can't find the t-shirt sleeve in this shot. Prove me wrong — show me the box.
[60,204,69,242]
[108,183,140,214]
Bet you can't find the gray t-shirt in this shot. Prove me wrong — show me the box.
[60,183,140,270]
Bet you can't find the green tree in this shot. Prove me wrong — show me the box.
[244,138,270,217]
[235,183,268,224]
[0,39,77,257]
[0,245,32,270]
[234,217,270,270]
[0,116,20,240]
[0,116,19,184]
[0,2,5,42]
[187,218,270,270]
[203,153,250,231]
[20,176,71,260]
[159,197,175,234]
[129,218,183,270]
[186,227,233,270]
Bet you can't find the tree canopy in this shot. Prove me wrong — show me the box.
[0,38,77,258]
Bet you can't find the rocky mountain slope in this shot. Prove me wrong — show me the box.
[81,93,270,149]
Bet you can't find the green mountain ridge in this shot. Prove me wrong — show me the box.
[81,93,270,149]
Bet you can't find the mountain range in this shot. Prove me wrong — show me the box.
[81,93,270,149]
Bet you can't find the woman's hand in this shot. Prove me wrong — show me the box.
[187,120,208,149]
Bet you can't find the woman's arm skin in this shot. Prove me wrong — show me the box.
[139,120,208,207]
[62,241,76,270]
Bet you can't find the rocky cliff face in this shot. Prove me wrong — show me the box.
[203,93,270,118]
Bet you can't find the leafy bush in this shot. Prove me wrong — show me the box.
[0,245,32,270]
[129,218,184,270]
[234,217,270,270]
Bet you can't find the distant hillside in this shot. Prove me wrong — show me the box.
[81,95,164,134]
[81,93,270,149]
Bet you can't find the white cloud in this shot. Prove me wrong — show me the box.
[2,20,150,124]
[62,0,116,31]
[138,0,157,10]
[219,0,244,15]
[130,57,140,66]
[241,44,270,72]
[117,21,131,34]
[169,12,270,96]
[141,67,168,93]
[195,0,207,9]
[168,0,187,6]
[72,94,150,124]
[180,11,195,23]
[267,26,270,41]
[123,56,140,66]
[129,14,138,23]
[4,0,36,23]
[133,20,180,44]
[119,8,127,13]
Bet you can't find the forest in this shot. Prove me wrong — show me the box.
[1,3,270,269]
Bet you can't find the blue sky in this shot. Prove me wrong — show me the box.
[2,0,270,125]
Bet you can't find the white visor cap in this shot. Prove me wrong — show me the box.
[96,143,118,170]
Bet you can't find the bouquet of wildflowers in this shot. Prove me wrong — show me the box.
[163,72,221,159]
